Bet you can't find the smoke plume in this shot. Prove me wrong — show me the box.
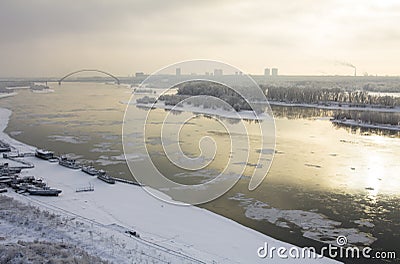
[336,61,355,69]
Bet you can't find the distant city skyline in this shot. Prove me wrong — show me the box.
[1,0,400,78]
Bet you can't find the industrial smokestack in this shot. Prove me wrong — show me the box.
[335,61,357,76]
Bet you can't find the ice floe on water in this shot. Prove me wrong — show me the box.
[173,168,220,184]
[353,219,375,228]
[229,193,377,246]
[9,131,23,136]
[48,135,90,144]
[63,153,83,160]
[228,193,254,207]
[255,148,275,154]
[96,153,144,166]
[170,171,242,190]
[96,156,125,166]
[90,147,118,153]
[145,136,177,147]
[100,134,120,141]
[90,142,119,153]
[304,163,322,168]
[233,161,263,168]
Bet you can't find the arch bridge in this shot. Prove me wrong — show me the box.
[58,69,120,85]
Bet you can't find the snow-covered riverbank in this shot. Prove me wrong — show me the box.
[331,119,400,132]
[0,92,17,99]
[0,107,339,263]
[135,102,270,120]
[268,101,400,113]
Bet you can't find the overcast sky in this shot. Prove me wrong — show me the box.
[0,0,399,77]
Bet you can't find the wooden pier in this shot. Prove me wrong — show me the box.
[76,184,95,192]
[112,177,143,186]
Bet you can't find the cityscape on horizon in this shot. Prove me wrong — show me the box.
[2,66,398,80]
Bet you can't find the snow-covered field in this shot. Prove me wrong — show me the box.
[0,195,109,264]
[0,107,339,263]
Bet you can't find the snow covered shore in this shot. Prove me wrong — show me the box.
[268,101,400,113]
[132,102,270,120]
[0,92,17,99]
[0,107,339,263]
[331,119,400,132]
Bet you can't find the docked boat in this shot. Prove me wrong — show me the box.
[32,179,46,188]
[59,156,81,169]
[0,176,12,184]
[0,143,11,152]
[16,183,36,191]
[21,175,35,182]
[28,187,62,196]
[0,163,21,175]
[35,149,55,160]
[1,168,21,175]
[97,170,115,184]
[81,165,99,176]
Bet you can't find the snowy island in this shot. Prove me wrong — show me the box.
[134,81,270,121]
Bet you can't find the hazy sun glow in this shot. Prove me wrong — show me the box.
[0,0,400,77]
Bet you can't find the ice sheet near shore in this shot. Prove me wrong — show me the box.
[229,193,377,247]
[0,107,339,263]
[331,119,400,131]
[0,92,18,99]
[129,101,270,121]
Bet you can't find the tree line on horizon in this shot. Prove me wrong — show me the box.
[333,111,400,126]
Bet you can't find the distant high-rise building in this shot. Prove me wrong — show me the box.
[176,68,181,76]
[214,69,223,76]
[135,72,144,77]
[271,68,278,76]
[264,68,270,76]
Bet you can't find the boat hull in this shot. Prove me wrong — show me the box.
[97,175,115,184]
[28,189,62,196]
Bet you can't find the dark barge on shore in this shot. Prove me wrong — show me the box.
[97,170,115,184]
[35,149,55,160]
[27,187,62,196]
